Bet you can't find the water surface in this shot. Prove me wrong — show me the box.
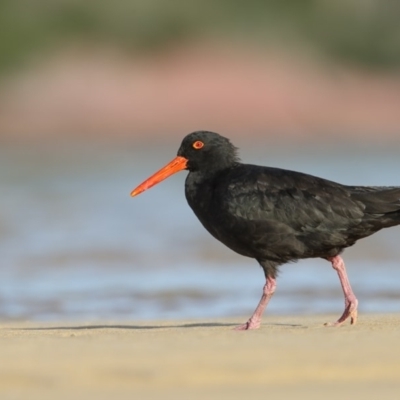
[1,138,399,322]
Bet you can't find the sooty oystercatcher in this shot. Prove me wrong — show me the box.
[131,131,400,330]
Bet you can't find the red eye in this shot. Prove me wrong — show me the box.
[192,140,204,150]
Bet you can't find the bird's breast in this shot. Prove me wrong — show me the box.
[185,173,228,236]
[184,172,260,258]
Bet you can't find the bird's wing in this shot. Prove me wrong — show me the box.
[211,166,367,259]
[219,166,364,233]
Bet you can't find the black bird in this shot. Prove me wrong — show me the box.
[131,131,400,329]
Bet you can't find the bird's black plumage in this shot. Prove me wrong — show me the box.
[180,131,400,278]
[132,130,400,329]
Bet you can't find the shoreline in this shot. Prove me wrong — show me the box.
[1,314,400,399]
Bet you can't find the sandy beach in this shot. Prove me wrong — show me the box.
[1,314,399,400]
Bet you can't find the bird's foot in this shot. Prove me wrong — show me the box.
[233,276,276,331]
[324,297,358,327]
[233,318,261,331]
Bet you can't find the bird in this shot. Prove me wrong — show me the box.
[131,131,400,330]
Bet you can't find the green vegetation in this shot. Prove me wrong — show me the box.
[1,0,400,72]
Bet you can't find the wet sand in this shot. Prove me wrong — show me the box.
[1,314,399,399]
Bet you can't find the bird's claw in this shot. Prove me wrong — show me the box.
[324,299,358,327]
[233,319,260,331]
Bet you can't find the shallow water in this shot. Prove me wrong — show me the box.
[1,138,400,322]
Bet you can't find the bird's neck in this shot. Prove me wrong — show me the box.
[184,169,216,206]
[187,162,237,187]
[184,164,237,207]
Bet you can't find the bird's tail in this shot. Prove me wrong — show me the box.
[350,186,400,228]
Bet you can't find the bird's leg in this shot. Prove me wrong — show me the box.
[325,255,358,327]
[235,276,277,330]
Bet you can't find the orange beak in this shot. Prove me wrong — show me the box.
[130,156,188,197]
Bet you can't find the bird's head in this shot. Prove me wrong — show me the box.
[131,131,239,197]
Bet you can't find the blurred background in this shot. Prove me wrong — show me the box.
[1,0,400,322]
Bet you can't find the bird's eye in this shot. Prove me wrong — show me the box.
[192,140,204,150]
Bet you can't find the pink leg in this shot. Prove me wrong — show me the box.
[325,255,358,327]
[235,276,277,330]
